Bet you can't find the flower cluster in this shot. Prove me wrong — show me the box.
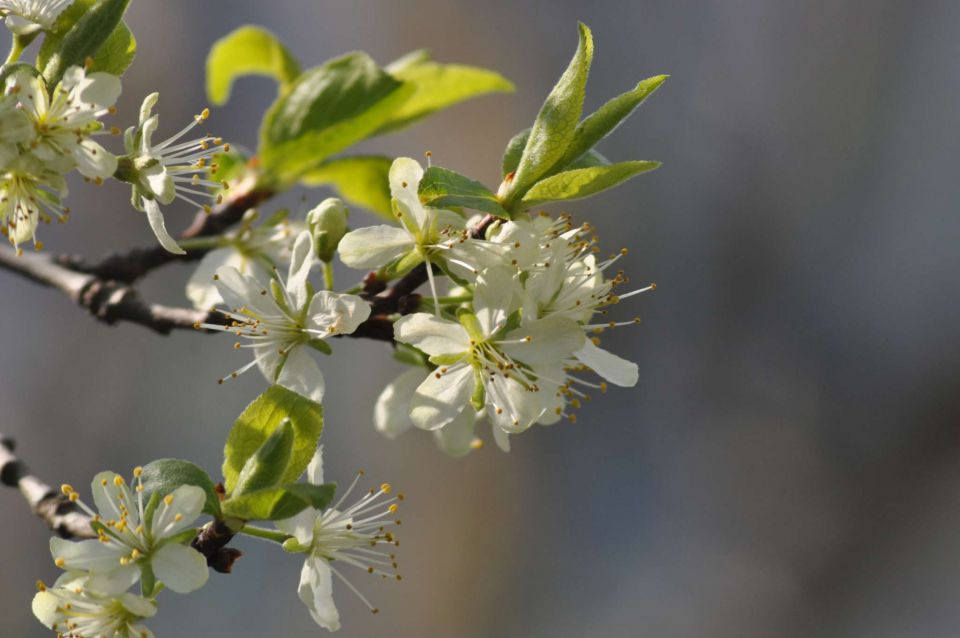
[337,157,653,454]
[0,65,119,252]
[33,468,209,637]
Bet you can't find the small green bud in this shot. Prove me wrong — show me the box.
[307,197,349,262]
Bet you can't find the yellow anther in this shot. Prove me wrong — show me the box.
[199,108,210,120]
[113,475,125,486]
[36,580,46,592]
[163,494,174,506]
[388,504,399,513]
[174,513,183,522]
[380,483,392,494]
[133,467,142,477]
[54,557,65,568]
[130,549,141,560]
[60,484,74,496]
[470,438,484,450]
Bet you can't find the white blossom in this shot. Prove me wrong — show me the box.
[52,470,209,595]
[338,157,504,305]
[0,90,31,168]
[277,447,402,631]
[9,65,120,179]
[33,574,156,638]
[0,153,67,252]
[121,93,228,254]
[0,0,72,35]
[394,266,584,434]
[199,231,370,403]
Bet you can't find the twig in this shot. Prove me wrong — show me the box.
[0,248,216,335]
[0,435,94,539]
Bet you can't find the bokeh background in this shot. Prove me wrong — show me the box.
[3,1,960,636]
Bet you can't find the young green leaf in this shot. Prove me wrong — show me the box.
[284,483,336,511]
[232,418,294,496]
[139,459,221,517]
[40,0,131,86]
[502,22,594,206]
[206,26,302,106]
[300,155,393,221]
[418,166,509,217]
[374,53,514,134]
[558,74,668,169]
[222,385,324,493]
[501,128,609,177]
[259,52,414,185]
[519,160,660,208]
[221,486,308,521]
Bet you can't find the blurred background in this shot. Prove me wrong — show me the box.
[3,0,960,636]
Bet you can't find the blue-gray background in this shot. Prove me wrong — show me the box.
[3,1,960,636]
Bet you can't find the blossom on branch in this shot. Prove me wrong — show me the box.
[33,574,157,638]
[0,0,72,35]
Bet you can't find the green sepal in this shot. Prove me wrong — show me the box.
[41,0,132,87]
[232,418,295,496]
[307,338,333,355]
[393,343,430,367]
[428,353,467,366]
[418,167,509,217]
[142,491,161,534]
[383,250,424,279]
[519,160,660,208]
[161,527,201,547]
[470,367,486,411]
[139,562,156,598]
[222,385,324,494]
[206,26,301,106]
[221,482,335,521]
[140,459,222,518]
[283,483,336,511]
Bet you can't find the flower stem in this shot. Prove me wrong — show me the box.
[322,261,335,290]
[237,524,291,544]
[5,34,29,64]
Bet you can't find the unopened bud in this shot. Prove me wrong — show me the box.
[307,198,349,262]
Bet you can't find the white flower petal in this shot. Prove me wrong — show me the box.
[90,471,129,522]
[50,537,121,573]
[286,231,315,309]
[144,198,185,254]
[77,72,122,109]
[276,345,325,404]
[338,225,413,269]
[574,338,639,387]
[500,315,584,365]
[389,157,427,229]
[73,139,117,179]
[306,444,324,485]
[485,374,545,433]
[214,266,277,316]
[151,485,205,539]
[152,543,209,594]
[491,421,511,452]
[31,591,60,628]
[276,508,318,547]
[433,408,478,457]
[307,291,370,336]
[298,555,340,631]
[394,313,469,356]
[374,368,424,438]
[187,248,246,310]
[409,363,474,431]
[474,266,520,333]
[85,564,140,595]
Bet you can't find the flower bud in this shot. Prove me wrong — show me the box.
[307,197,349,262]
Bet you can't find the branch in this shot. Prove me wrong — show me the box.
[0,435,94,539]
[57,180,273,283]
[0,247,217,334]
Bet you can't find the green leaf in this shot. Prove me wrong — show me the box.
[373,52,514,134]
[140,459,221,517]
[222,385,324,493]
[519,160,660,208]
[418,166,509,217]
[40,0,131,86]
[206,26,301,106]
[284,483,336,511]
[501,128,609,177]
[502,22,593,206]
[301,155,393,220]
[259,52,414,185]
[232,418,294,496]
[558,74,667,169]
[221,486,307,521]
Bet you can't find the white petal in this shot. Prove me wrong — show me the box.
[186,248,245,310]
[307,291,370,336]
[374,368,424,438]
[433,408,478,457]
[77,72,122,109]
[276,508,318,547]
[389,157,428,229]
[142,160,175,204]
[50,537,122,573]
[32,591,60,628]
[473,266,520,333]
[5,15,41,35]
[298,555,340,631]
[152,543,209,594]
[214,266,277,316]
[394,313,469,356]
[574,338,639,387]
[485,374,545,433]
[500,315,585,365]
[119,593,158,618]
[86,564,140,594]
[491,422,511,452]
[73,140,117,179]
[90,471,131,522]
[151,485,205,539]
[286,231,315,309]
[337,225,413,269]
[306,444,324,485]
[275,345,325,404]
[409,363,474,431]
[144,198,185,254]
